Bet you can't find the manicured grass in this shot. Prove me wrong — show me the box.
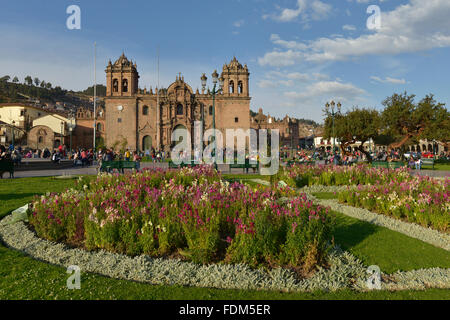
[1,244,450,300]
[1,176,449,299]
[429,164,450,171]
[313,192,339,200]
[332,211,450,273]
[0,176,90,219]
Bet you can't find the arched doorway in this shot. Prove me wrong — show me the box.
[142,135,152,152]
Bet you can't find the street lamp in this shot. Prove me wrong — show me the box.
[68,113,76,157]
[201,70,224,171]
[325,101,341,154]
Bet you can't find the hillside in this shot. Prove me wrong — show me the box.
[0,75,105,110]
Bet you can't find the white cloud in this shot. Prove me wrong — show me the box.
[265,0,332,23]
[370,76,407,84]
[284,80,367,101]
[342,24,356,31]
[259,0,450,65]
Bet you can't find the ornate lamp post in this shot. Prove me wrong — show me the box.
[325,101,341,154]
[68,113,76,157]
[201,70,224,170]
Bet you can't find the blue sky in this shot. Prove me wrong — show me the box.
[1,0,449,122]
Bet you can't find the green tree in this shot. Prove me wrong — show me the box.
[381,92,448,150]
[46,82,52,89]
[12,76,19,83]
[0,75,10,82]
[40,81,46,88]
[25,76,33,86]
[34,77,40,87]
[324,107,380,162]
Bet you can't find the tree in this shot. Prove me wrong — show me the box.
[0,75,10,82]
[40,81,46,88]
[324,107,380,162]
[12,76,19,83]
[25,76,33,86]
[381,92,448,151]
[46,82,52,89]
[34,77,40,87]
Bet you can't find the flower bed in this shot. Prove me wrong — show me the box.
[279,164,412,188]
[28,166,334,270]
[337,177,450,232]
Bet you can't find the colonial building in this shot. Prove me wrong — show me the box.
[250,108,300,150]
[104,54,251,152]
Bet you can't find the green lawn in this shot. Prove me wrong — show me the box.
[313,192,450,273]
[1,176,449,300]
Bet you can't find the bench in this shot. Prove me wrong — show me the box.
[229,162,259,173]
[100,161,137,173]
[371,161,406,169]
[421,158,435,170]
[168,161,201,169]
[0,160,14,178]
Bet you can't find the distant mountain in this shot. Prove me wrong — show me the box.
[0,75,102,110]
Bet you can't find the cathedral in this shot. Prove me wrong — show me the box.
[104,54,251,153]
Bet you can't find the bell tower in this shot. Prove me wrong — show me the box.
[221,57,249,97]
[106,53,139,97]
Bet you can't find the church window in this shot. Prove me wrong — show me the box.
[113,79,119,92]
[209,106,213,116]
[176,104,183,116]
[229,81,235,93]
[238,81,243,94]
[118,118,122,123]
[235,117,239,123]
[143,105,149,115]
[122,79,128,92]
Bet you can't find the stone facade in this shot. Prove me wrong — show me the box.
[74,106,106,150]
[104,54,251,152]
[250,108,299,149]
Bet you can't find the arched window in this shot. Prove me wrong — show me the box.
[97,123,102,132]
[238,81,243,94]
[229,81,235,94]
[122,79,128,93]
[209,106,213,116]
[113,79,119,92]
[176,104,183,116]
[143,105,149,115]
[38,136,43,144]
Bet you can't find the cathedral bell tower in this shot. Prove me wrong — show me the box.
[106,53,139,97]
[221,57,250,97]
